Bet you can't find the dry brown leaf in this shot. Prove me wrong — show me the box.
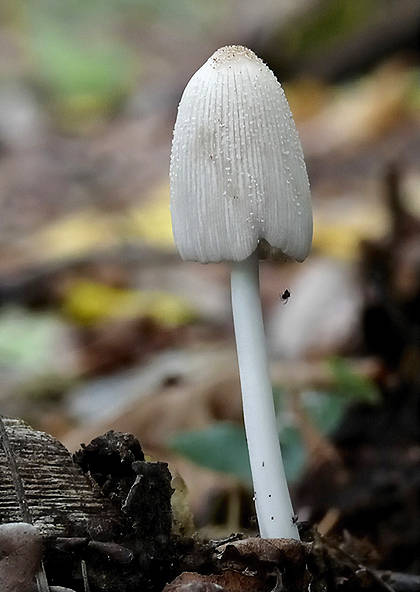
[164,570,264,592]
[215,538,307,592]
[216,537,305,567]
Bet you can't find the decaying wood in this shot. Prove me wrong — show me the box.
[0,420,180,590]
[0,416,120,537]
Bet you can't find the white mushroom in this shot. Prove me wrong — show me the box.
[170,45,312,539]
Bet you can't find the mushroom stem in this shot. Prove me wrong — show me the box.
[231,251,299,539]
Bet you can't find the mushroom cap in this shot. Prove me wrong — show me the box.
[170,45,312,263]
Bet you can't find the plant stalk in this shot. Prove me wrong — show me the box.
[231,252,299,539]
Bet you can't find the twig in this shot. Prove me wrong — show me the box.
[36,568,51,592]
[0,416,32,523]
[0,416,50,592]
[270,568,284,592]
[81,559,91,592]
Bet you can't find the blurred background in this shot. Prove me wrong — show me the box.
[1,0,420,572]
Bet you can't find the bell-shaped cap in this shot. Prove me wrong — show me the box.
[170,45,312,263]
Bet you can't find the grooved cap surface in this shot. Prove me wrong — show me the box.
[170,45,312,263]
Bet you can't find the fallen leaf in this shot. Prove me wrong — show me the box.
[127,183,174,249]
[164,570,264,592]
[62,280,196,327]
[216,537,305,568]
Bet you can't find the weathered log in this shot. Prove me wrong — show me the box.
[0,416,121,538]
[0,419,181,590]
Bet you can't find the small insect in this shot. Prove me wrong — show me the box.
[281,289,291,304]
[292,513,299,525]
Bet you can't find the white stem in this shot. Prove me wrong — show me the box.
[231,252,299,539]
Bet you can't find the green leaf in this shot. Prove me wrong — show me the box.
[301,390,348,436]
[28,22,136,130]
[284,0,380,57]
[329,356,380,404]
[169,423,252,485]
[169,421,308,486]
[32,28,134,98]
[0,308,69,373]
[280,426,307,483]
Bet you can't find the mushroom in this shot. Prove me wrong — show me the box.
[170,45,312,539]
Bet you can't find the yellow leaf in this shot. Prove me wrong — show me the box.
[313,203,390,260]
[284,78,329,122]
[127,184,174,249]
[35,210,119,260]
[62,280,196,327]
